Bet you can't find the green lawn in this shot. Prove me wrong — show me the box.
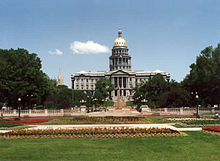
[146,116,165,123]
[0,132,220,161]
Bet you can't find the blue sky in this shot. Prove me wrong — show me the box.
[1,0,220,87]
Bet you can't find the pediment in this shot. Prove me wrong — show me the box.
[111,70,130,76]
[79,74,86,77]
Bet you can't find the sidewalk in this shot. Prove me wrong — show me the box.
[0,130,11,133]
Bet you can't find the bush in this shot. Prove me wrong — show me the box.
[126,101,135,106]
[105,101,114,107]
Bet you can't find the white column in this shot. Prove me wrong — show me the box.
[122,77,124,89]
[111,77,114,84]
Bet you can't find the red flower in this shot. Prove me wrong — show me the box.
[202,126,220,132]
[0,120,48,124]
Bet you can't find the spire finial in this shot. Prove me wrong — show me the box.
[57,68,64,86]
[118,29,122,37]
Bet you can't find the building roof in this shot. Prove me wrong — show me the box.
[71,69,170,77]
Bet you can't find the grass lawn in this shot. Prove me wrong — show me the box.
[146,116,165,123]
[0,132,220,161]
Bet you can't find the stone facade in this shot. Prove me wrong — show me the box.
[71,30,170,101]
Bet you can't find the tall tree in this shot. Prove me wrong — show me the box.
[133,74,169,108]
[0,48,51,109]
[182,45,220,106]
[44,85,72,109]
[94,78,115,104]
[158,86,190,108]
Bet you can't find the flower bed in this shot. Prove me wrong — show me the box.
[50,116,152,124]
[166,118,213,121]
[0,120,48,124]
[202,126,220,132]
[0,127,184,139]
[183,119,220,125]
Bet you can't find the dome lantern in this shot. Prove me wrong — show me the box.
[114,30,126,47]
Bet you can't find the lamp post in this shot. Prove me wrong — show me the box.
[140,98,147,112]
[71,89,74,108]
[195,92,199,117]
[93,98,98,112]
[18,98,21,119]
[86,95,90,113]
[142,99,147,105]
[80,99,86,112]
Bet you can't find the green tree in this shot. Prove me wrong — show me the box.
[182,45,220,106]
[44,85,73,109]
[94,78,115,105]
[72,90,87,107]
[0,48,52,109]
[158,86,190,108]
[133,74,169,108]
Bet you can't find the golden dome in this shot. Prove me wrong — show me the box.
[113,30,126,47]
[114,37,126,46]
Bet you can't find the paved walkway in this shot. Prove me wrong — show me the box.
[0,130,11,133]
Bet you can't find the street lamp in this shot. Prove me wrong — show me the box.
[195,92,199,118]
[93,98,98,111]
[142,99,147,105]
[18,98,21,119]
[79,99,85,112]
[86,95,90,113]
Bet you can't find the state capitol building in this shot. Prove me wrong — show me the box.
[71,30,170,101]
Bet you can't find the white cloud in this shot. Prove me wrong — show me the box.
[70,41,110,54]
[49,49,63,55]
